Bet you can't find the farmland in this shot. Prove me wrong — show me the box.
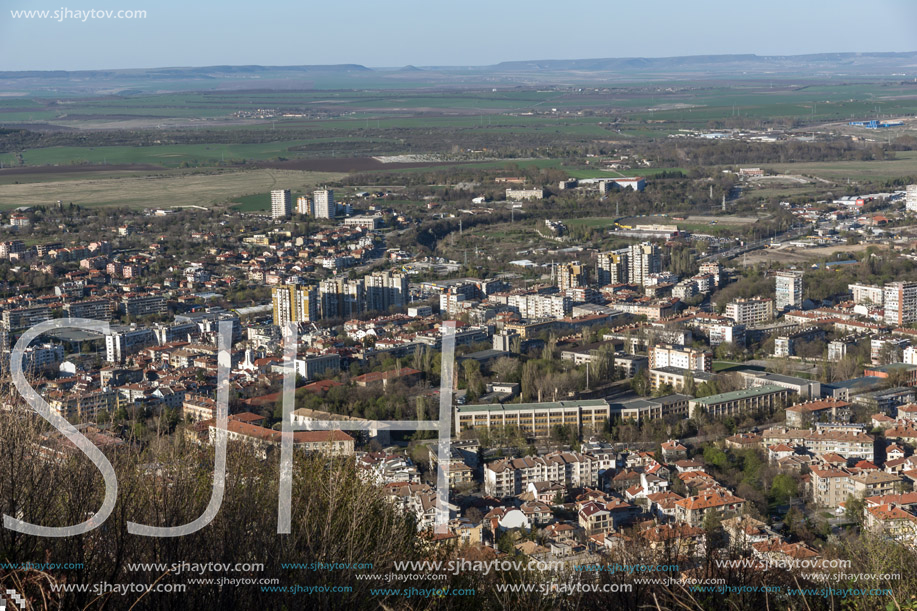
[0,168,343,209]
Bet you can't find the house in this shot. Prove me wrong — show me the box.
[661,440,688,462]
[864,504,917,541]
[674,489,746,526]
[722,515,776,550]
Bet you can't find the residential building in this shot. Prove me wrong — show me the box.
[775,271,804,311]
[364,270,408,312]
[628,242,661,287]
[725,297,774,325]
[784,398,852,428]
[674,489,746,527]
[884,281,917,326]
[313,189,335,219]
[849,283,884,306]
[2,305,51,330]
[272,284,319,325]
[558,263,588,291]
[762,427,874,461]
[596,251,627,286]
[907,184,917,213]
[649,344,712,372]
[296,196,312,216]
[484,451,599,497]
[271,189,291,219]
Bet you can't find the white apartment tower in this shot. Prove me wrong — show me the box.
[271,189,292,219]
[884,281,917,326]
[907,184,917,213]
[296,196,312,216]
[597,252,628,286]
[313,189,335,219]
[364,270,409,312]
[628,242,661,287]
[775,271,804,311]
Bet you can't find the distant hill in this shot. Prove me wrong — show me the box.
[2,52,915,96]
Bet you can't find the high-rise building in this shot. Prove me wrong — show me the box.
[775,271,804,311]
[884,281,917,326]
[597,252,628,286]
[907,185,917,213]
[319,278,365,319]
[272,284,319,326]
[313,189,335,219]
[628,242,661,287]
[557,262,588,291]
[271,189,292,219]
[296,196,312,216]
[364,270,408,312]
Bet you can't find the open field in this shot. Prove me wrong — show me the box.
[733,242,884,265]
[761,151,917,183]
[0,168,344,209]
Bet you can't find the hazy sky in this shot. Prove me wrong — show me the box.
[2,0,916,71]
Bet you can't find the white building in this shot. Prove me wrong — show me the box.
[849,283,885,306]
[775,271,804,311]
[271,189,291,219]
[313,189,335,219]
[296,196,312,216]
[628,242,661,287]
[907,184,917,213]
[725,297,774,325]
[885,281,917,326]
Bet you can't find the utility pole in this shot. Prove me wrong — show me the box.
[722,194,726,212]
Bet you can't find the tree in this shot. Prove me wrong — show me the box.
[492,357,520,383]
[844,494,865,525]
[769,473,798,506]
[631,369,650,396]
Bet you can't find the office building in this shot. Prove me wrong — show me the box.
[271,189,292,219]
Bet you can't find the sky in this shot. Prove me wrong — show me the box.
[1,0,916,71]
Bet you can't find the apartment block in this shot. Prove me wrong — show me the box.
[725,297,774,325]
[484,451,599,497]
